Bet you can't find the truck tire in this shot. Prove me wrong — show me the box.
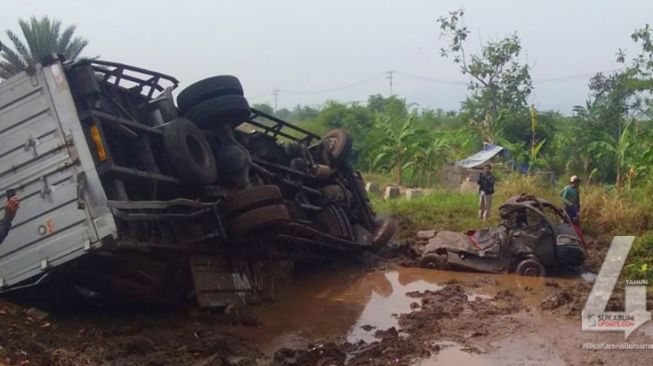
[183,95,251,127]
[321,129,352,165]
[163,119,217,185]
[177,75,244,113]
[372,217,397,246]
[228,204,291,237]
[222,185,283,217]
[515,258,546,277]
[315,206,351,238]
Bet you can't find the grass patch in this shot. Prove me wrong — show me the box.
[371,190,493,242]
[623,232,653,283]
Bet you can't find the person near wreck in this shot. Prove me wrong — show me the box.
[477,164,495,221]
[0,195,20,245]
[561,175,581,223]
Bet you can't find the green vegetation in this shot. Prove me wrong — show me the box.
[370,175,653,282]
[0,16,88,79]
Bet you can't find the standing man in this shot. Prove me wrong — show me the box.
[0,195,20,245]
[561,175,581,224]
[477,164,495,221]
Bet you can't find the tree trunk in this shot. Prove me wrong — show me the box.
[396,152,402,185]
[583,157,590,184]
[616,164,622,192]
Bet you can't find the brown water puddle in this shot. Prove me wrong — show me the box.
[229,266,581,362]
[418,338,565,366]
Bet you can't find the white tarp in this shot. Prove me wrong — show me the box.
[454,144,505,169]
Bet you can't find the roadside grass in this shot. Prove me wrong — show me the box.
[623,232,653,282]
[371,190,493,242]
[367,174,653,282]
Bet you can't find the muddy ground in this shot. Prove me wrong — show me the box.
[1,235,653,365]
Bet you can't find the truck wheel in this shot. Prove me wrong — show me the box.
[228,204,291,237]
[315,206,351,239]
[515,258,546,277]
[289,157,309,173]
[222,185,283,217]
[372,217,397,246]
[183,95,251,127]
[163,119,217,185]
[177,75,244,113]
[320,129,352,165]
[420,251,448,269]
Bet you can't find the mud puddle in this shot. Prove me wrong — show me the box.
[419,338,565,366]
[229,266,578,358]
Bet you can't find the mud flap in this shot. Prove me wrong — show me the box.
[189,256,254,308]
[251,260,294,301]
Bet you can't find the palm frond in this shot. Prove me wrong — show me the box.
[65,37,89,60]
[57,25,75,53]
[6,30,30,63]
[1,16,88,78]
[1,36,27,70]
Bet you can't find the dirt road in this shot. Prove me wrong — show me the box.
[2,262,652,366]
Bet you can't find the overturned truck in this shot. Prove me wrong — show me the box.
[0,55,395,306]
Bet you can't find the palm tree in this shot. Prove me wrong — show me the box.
[0,16,88,79]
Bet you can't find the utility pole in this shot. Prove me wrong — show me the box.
[272,89,280,112]
[385,70,395,96]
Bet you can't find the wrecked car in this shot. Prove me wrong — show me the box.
[0,55,395,306]
[420,195,585,276]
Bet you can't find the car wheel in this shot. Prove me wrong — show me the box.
[163,118,217,185]
[183,95,251,127]
[177,75,244,113]
[515,258,547,277]
[320,129,352,165]
[222,185,283,217]
[228,204,291,238]
[420,251,448,269]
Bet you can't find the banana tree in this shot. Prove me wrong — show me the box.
[588,119,635,191]
[372,114,425,185]
[400,133,451,187]
[528,139,547,170]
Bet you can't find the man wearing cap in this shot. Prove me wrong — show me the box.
[561,175,581,223]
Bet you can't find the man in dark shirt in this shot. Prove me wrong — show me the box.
[477,164,495,221]
[0,196,20,245]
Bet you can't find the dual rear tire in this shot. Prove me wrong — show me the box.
[177,75,251,127]
[222,185,291,238]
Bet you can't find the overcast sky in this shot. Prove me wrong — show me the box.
[2,0,651,113]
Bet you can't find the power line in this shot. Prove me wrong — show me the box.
[534,68,624,82]
[395,71,467,85]
[246,68,628,107]
[395,68,626,86]
[277,73,385,95]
